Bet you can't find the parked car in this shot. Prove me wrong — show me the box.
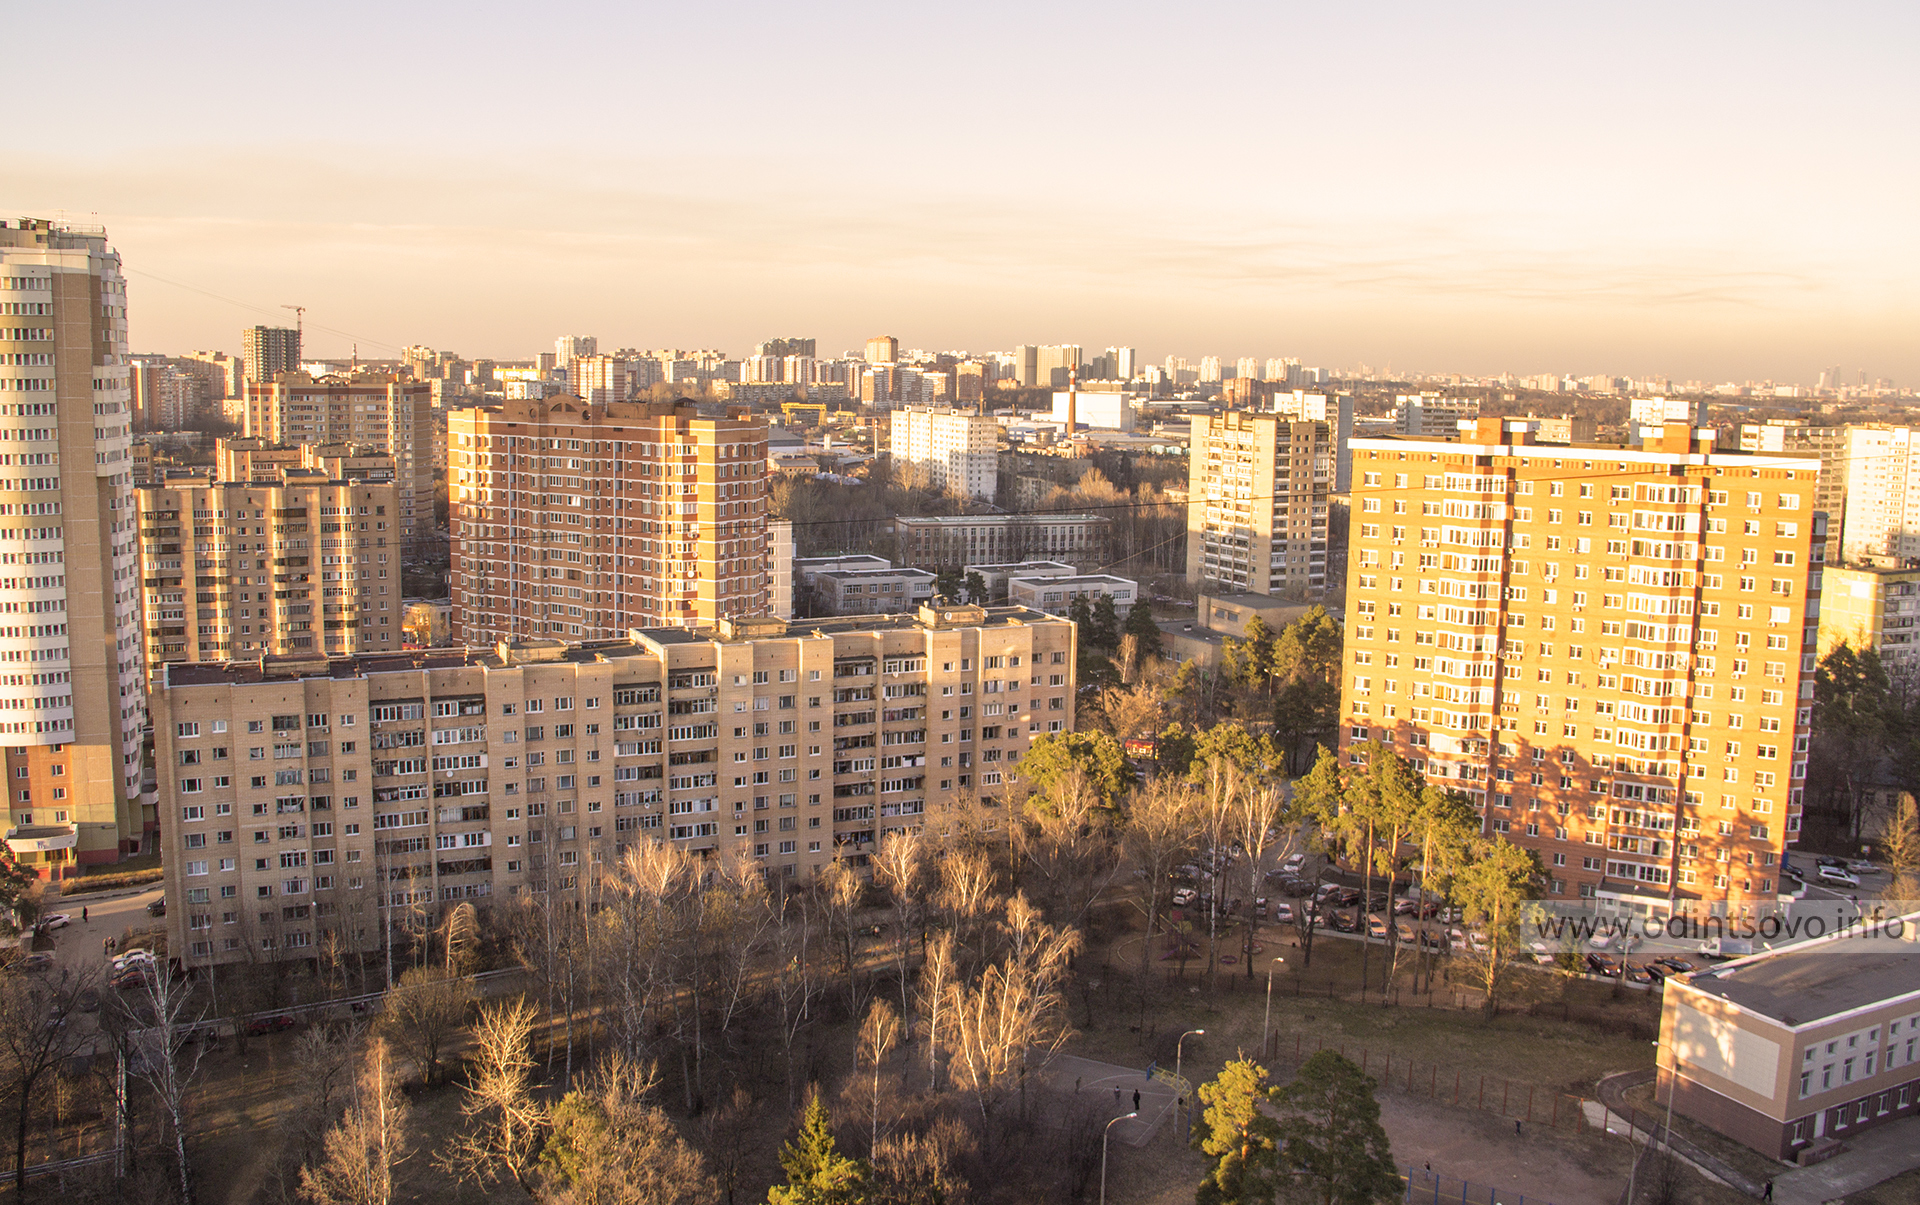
[1529,941,1556,965]
[1271,902,1294,923]
[1336,888,1362,908]
[246,1014,298,1036]
[147,899,167,917]
[37,914,70,930]
[1585,953,1622,977]
[1846,859,1879,875]
[111,968,155,990]
[1331,911,1359,933]
[1817,865,1860,888]
[20,953,53,973]
[1397,921,1417,944]
[1652,957,1695,974]
[1366,914,1389,939]
[1419,929,1447,953]
[1282,853,1307,873]
[1641,962,1668,983]
[1171,887,1198,907]
[1448,927,1468,951]
[1392,898,1418,916]
[1587,932,1615,951]
[1623,962,1655,986]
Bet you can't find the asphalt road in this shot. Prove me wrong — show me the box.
[38,880,166,980]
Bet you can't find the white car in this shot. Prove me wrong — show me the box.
[38,914,70,930]
[112,949,156,969]
[1172,887,1198,907]
[1530,941,1556,965]
[1282,853,1307,873]
[1271,902,1294,923]
[1587,933,1614,951]
[1817,865,1860,888]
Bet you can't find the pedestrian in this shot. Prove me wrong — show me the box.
[1113,1085,1122,1107]
[1134,1088,1142,1112]
[1514,1119,1522,1137]
[81,907,87,924]
[1075,1076,1082,1094]
[1762,1179,1773,1201]
[1424,1162,1432,1176]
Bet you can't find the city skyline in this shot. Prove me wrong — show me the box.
[12,3,1919,385]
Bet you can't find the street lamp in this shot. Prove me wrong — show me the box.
[1101,1111,1137,1205]
[1628,1038,1681,1205]
[1176,1028,1205,1136]
[1262,957,1287,1059]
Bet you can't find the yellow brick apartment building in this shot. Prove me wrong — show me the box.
[1340,420,1821,918]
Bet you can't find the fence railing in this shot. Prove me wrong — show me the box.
[1263,1032,1589,1132]
[1399,1164,1561,1205]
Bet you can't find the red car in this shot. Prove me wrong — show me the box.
[245,1014,297,1036]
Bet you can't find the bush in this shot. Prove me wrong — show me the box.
[57,868,164,896]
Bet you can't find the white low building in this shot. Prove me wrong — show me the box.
[1007,573,1138,616]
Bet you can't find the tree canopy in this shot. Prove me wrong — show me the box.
[1015,731,1128,807]
[1270,1051,1399,1205]
[1194,1059,1282,1205]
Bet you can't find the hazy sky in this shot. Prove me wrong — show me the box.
[15,2,1919,382]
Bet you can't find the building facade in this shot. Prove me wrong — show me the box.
[807,567,936,615]
[138,471,404,681]
[1840,426,1920,564]
[889,407,997,500]
[242,373,434,551]
[1659,920,1920,1160]
[1816,561,1920,675]
[1740,422,1846,560]
[1185,411,1334,596]
[155,607,1077,968]
[0,219,147,871]
[893,513,1109,570]
[216,438,395,486]
[449,398,772,643]
[242,326,301,384]
[1339,420,1821,915]
[1007,573,1136,616]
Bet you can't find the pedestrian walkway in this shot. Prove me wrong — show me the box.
[1037,1053,1180,1147]
[1769,1115,1920,1205]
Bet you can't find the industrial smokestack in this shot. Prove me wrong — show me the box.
[1066,366,1077,436]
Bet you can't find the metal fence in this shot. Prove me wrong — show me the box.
[1263,1033,1590,1132]
[1400,1164,1562,1205]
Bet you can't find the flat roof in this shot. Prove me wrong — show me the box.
[967,560,1077,573]
[1680,921,1920,1027]
[1349,434,1821,472]
[1010,574,1135,587]
[816,567,934,582]
[162,608,1068,687]
[895,513,1107,526]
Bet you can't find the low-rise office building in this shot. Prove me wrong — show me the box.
[966,560,1077,603]
[894,513,1108,570]
[1007,573,1137,616]
[810,567,936,616]
[155,606,1077,968]
[1659,917,1920,1161]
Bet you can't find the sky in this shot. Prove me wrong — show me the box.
[13,2,1920,384]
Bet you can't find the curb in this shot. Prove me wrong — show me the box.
[1595,1069,1768,1197]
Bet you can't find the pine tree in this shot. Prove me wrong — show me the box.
[1271,1051,1398,1205]
[1124,601,1163,661]
[769,1093,867,1205]
[1194,1059,1282,1205]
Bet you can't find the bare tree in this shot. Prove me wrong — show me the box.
[123,965,213,1205]
[440,996,550,1195]
[768,889,822,1110]
[857,1000,902,1152]
[939,896,1080,1126]
[298,1038,411,1205]
[1235,781,1296,978]
[1016,771,1123,932]
[1123,778,1201,983]
[379,965,472,1085]
[0,968,93,1199]
[916,930,958,1094]
[870,829,926,1023]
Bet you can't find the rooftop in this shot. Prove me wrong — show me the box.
[1010,574,1135,588]
[1678,915,1920,1028]
[162,607,1068,687]
[815,567,935,582]
[895,512,1108,527]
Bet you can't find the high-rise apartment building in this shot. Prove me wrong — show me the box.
[570,354,634,405]
[1185,412,1334,596]
[1107,347,1136,382]
[1035,345,1082,390]
[1198,356,1223,383]
[1739,421,1845,560]
[449,398,771,643]
[185,350,244,400]
[137,470,403,681]
[1340,420,1821,917]
[553,335,597,371]
[755,337,815,359]
[242,372,434,552]
[1839,426,1920,564]
[129,357,208,432]
[1274,391,1356,494]
[0,219,147,872]
[889,407,997,500]
[866,336,900,365]
[216,437,395,485]
[1817,561,1920,674]
[154,606,1077,967]
[1235,357,1261,382]
[1394,394,1480,437]
[242,326,301,384]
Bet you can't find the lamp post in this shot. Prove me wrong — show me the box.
[1101,1111,1136,1205]
[1628,1038,1681,1205]
[1262,957,1287,1059]
[1176,1028,1204,1136]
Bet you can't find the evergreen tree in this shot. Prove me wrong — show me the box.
[1271,1051,1398,1205]
[933,568,964,601]
[769,1093,867,1205]
[1067,594,1094,631]
[964,572,988,605]
[1194,1059,1282,1205]
[1124,600,1164,661]
[1089,595,1121,650]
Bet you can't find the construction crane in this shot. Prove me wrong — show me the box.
[280,304,305,353]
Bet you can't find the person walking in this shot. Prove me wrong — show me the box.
[1762,1179,1774,1201]
[1133,1088,1142,1112]
[80,907,87,924]
[1113,1085,1122,1107]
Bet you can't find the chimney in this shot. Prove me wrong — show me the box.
[1066,367,1077,436]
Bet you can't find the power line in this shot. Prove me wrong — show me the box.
[121,267,406,354]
